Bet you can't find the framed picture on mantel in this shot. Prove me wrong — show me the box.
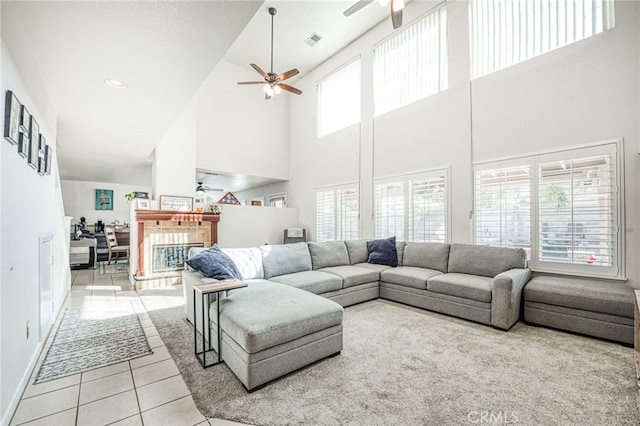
[159,195,193,211]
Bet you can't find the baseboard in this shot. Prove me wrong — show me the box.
[1,342,43,426]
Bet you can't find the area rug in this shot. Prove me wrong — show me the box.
[35,307,152,383]
[144,291,638,426]
[98,262,129,275]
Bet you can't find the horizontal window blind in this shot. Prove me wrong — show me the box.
[316,185,359,241]
[374,6,448,116]
[475,165,531,251]
[538,154,615,268]
[409,175,447,243]
[317,58,361,137]
[470,0,615,79]
[375,181,405,240]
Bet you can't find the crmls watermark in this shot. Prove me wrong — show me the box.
[467,411,519,424]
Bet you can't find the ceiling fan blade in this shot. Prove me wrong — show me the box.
[237,81,266,85]
[343,0,374,17]
[279,83,302,95]
[250,63,269,79]
[391,0,403,29]
[277,68,299,82]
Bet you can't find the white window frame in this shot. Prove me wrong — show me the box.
[474,140,624,279]
[469,0,616,79]
[374,168,451,243]
[373,5,448,117]
[315,183,360,242]
[317,57,361,138]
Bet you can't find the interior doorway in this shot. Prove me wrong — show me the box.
[39,234,54,342]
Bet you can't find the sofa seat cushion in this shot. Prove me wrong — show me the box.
[354,262,392,273]
[319,265,380,289]
[269,270,342,294]
[217,281,343,354]
[524,276,634,318]
[427,273,492,303]
[381,266,442,290]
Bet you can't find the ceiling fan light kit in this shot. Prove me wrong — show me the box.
[237,7,302,100]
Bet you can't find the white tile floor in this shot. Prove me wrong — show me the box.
[9,266,248,426]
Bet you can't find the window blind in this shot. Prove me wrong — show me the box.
[409,175,447,243]
[470,0,615,79]
[373,6,448,116]
[375,181,405,240]
[538,154,615,268]
[316,185,359,241]
[317,58,361,137]
[475,165,531,251]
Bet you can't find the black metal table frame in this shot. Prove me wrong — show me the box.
[193,288,223,368]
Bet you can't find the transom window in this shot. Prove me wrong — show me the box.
[470,0,615,79]
[373,5,448,116]
[317,58,361,137]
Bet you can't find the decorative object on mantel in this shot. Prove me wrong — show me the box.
[218,191,241,205]
[136,199,151,209]
[96,189,114,210]
[159,195,193,211]
[208,203,222,213]
[4,90,21,144]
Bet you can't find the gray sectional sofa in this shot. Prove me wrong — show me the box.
[182,240,530,390]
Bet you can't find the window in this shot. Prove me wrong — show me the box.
[373,6,448,116]
[474,142,622,278]
[470,0,615,79]
[375,169,449,242]
[268,193,286,208]
[317,58,361,137]
[475,162,531,253]
[316,185,359,242]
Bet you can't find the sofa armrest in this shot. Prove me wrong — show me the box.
[491,268,531,330]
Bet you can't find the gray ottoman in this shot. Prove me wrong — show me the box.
[524,275,634,344]
[211,281,343,391]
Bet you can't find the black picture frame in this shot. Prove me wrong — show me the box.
[44,145,53,175]
[17,132,29,157]
[28,116,39,169]
[17,105,30,157]
[4,91,21,144]
[37,134,46,175]
[19,105,30,133]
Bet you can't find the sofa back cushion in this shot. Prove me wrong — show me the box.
[260,242,312,279]
[308,241,350,270]
[448,243,527,278]
[402,242,450,273]
[222,247,264,280]
[344,240,369,265]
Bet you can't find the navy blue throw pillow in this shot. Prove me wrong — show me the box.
[367,236,398,267]
[185,244,242,280]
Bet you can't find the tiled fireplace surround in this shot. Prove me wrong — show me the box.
[134,210,220,289]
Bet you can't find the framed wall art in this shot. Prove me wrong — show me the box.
[159,195,193,211]
[37,134,46,175]
[44,145,53,175]
[96,189,114,210]
[27,116,40,169]
[4,91,21,144]
[17,132,29,157]
[17,105,30,157]
[19,105,30,133]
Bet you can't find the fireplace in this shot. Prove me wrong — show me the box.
[152,243,203,273]
[134,210,220,289]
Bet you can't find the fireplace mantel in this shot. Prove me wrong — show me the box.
[135,210,220,285]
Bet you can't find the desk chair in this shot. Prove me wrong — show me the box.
[104,226,129,265]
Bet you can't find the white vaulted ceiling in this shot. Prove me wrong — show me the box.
[2,0,411,188]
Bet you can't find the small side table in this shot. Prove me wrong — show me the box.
[193,279,248,368]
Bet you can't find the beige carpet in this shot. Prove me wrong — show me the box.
[142,288,638,426]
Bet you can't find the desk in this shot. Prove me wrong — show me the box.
[193,279,248,368]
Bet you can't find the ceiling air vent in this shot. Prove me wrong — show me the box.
[304,33,323,47]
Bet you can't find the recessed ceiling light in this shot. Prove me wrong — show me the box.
[104,79,128,89]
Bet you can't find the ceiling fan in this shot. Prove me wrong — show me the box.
[343,0,405,30]
[195,182,223,193]
[237,7,302,99]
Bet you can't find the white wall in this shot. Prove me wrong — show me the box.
[234,181,289,206]
[60,180,152,228]
[195,60,289,180]
[285,1,640,288]
[1,36,70,423]
[217,204,299,248]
